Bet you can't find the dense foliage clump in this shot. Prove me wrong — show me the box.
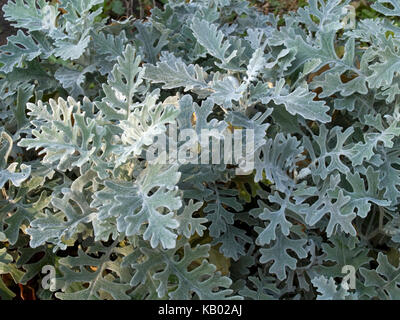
[1,0,400,300]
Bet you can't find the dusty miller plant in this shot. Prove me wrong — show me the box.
[1,0,400,300]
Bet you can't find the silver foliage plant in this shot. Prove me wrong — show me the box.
[1,0,400,300]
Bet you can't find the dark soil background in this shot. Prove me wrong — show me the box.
[0,0,15,45]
